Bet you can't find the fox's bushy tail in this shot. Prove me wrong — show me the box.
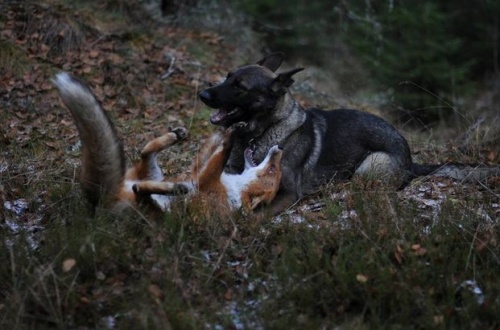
[52,72,125,208]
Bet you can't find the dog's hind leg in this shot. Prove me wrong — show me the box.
[355,152,408,186]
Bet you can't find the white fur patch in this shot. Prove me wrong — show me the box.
[355,152,396,179]
[305,121,323,170]
[221,171,256,209]
[221,145,280,209]
[52,72,87,98]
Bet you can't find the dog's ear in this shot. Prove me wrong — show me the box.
[256,52,285,72]
[271,67,304,92]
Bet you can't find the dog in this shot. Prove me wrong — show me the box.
[52,72,282,214]
[198,52,500,214]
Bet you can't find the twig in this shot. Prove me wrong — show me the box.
[160,53,176,80]
[208,223,238,283]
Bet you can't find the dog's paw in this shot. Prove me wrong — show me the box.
[169,127,188,140]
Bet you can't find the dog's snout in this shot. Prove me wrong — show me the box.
[198,90,212,103]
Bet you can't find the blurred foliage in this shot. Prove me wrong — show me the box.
[236,0,500,122]
[236,1,337,63]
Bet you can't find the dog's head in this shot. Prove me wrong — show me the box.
[199,52,303,127]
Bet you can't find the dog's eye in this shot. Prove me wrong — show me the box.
[237,84,249,91]
[235,79,249,91]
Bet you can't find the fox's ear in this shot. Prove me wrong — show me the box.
[256,52,285,72]
[250,195,265,210]
[267,164,277,174]
[271,67,304,92]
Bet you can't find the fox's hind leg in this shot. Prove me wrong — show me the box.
[130,127,187,181]
[132,181,192,196]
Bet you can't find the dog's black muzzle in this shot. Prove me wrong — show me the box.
[198,89,218,108]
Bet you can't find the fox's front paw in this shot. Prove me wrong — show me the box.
[233,122,247,130]
[225,122,247,137]
[132,183,141,195]
[169,127,188,140]
[173,183,191,195]
[227,122,247,134]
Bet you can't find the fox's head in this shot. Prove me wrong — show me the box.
[240,145,283,211]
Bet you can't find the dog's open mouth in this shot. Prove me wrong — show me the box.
[244,146,258,168]
[210,107,241,125]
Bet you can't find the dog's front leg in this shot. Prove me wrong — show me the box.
[266,191,298,215]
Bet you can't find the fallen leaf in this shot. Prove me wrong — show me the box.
[433,315,444,325]
[62,258,76,272]
[148,284,163,299]
[45,141,58,149]
[224,288,234,300]
[89,49,99,58]
[394,245,404,264]
[411,244,421,250]
[356,274,368,283]
[80,297,91,304]
[486,150,496,162]
[96,271,106,280]
[415,247,427,256]
[411,244,427,256]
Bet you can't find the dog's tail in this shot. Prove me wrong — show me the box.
[411,163,500,182]
[52,72,125,209]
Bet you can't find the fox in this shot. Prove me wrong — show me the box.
[133,125,283,214]
[52,72,283,215]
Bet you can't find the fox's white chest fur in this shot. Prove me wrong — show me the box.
[221,172,255,209]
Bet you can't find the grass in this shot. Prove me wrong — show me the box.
[1,168,499,328]
[0,41,32,78]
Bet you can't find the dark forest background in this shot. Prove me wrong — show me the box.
[166,0,500,125]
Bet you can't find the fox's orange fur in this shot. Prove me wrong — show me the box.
[134,126,283,213]
[52,72,282,214]
[113,128,188,211]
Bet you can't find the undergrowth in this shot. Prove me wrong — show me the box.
[1,173,498,329]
